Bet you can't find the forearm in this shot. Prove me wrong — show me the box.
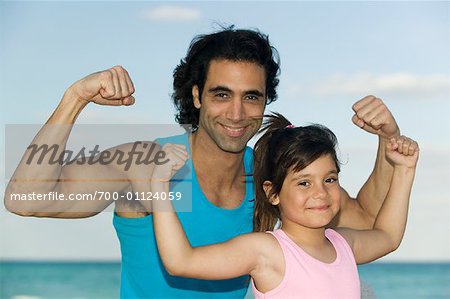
[335,137,395,229]
[151,181,194,276]
[373,166,415,249]
[356,136,396,224]
[46,87,88,124]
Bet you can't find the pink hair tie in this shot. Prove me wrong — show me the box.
[286,124,295,129]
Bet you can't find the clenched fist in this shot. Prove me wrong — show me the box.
[352,95,400,139]
[69,65,135,106]
[386,135,419,169]
[151,144,189,183]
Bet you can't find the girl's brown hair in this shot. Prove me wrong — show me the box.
[253,113,340,232]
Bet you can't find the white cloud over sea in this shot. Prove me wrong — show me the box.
[286,73,449,101]
[142,5,201,23]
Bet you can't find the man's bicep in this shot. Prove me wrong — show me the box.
[59,140,159,194]
[43,143,138,217]
[332,187,373,229]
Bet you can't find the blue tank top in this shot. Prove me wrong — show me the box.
[113,133,254,298]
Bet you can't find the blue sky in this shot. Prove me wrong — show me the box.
[1,1,449,261]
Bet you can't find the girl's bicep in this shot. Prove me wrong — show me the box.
[336,228,393,264]
[182,232,270,280]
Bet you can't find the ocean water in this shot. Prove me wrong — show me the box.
[0,262,121,299]
[358,263,450,299]
[1,261,449,299]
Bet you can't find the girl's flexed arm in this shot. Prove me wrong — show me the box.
[338,135,419,264]
[151,144,269,280]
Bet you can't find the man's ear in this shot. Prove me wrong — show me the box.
[192,85,201,109]
[263,181,279,205]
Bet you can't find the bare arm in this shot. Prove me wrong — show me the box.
[4,66,137,218]
[154,211,265,280]
[151,144,267,280]
[338,136,419,264]
[334,96,400,229]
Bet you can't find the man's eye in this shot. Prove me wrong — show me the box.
[215,93,229,99]
[245,95,259,101]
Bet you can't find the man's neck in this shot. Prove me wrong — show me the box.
[190,130,245,187]
[189,130,247,209]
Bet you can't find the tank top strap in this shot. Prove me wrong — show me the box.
[266,229,297,275]
[325,228,356,264]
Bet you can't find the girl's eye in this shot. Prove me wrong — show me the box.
[325,177,338,184]
[298,181,310,187]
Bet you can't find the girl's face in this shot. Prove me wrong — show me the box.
[271,154,341,229]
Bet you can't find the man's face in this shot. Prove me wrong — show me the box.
[193,59,266,153]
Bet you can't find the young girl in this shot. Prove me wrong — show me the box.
[151,113,419,298]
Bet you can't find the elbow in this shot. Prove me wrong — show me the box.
[373,228,404,256]
[163,261,185,277]
[160,253,192,277]
[163,260,177,276]
[4,199,36,217]
[9,210,36,217]
[384,236,403,255]
[4,190,36,217]
[389,239,402,253]
[165,268,179,277]
[5,206,35,217]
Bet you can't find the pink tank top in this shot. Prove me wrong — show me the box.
[252,229,360,299]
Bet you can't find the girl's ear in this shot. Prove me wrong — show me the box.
[263,181,279,205]
[192,85,201,109]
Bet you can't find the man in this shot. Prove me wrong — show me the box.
[5,28,399,298]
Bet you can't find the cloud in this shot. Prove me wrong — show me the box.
[302,73,449,100]
[143,5,201,22]
[338,144,450,205]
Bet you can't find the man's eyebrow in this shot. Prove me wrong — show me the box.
[207,86,264,97]
[245,90,264,97]
[208,86,232,93]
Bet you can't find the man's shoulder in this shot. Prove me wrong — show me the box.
[155,133,189,146]
[243,146,254,174]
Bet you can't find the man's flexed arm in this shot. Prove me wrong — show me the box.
[4,66,136,218]
[336,95,400,229]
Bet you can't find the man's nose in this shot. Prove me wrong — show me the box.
[226,98,245,122]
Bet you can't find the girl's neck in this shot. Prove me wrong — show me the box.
[281,223,337,264]
[281,222,328,248]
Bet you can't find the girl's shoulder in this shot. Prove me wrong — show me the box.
[236,231,281,248]
[249,231,284,264]
[245,230,282,242]
[234,231,283,263]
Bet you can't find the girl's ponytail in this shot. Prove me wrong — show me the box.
[253,113,291,232]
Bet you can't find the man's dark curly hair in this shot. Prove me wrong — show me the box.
[172,27,281,131]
